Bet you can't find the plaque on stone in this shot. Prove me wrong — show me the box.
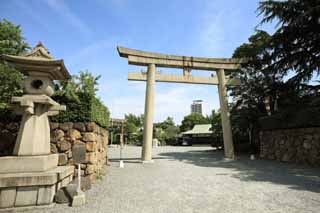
[72,144,86,164]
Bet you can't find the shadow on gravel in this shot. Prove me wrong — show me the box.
[159,149,320,193]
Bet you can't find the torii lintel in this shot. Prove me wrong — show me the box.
[117,46,248,71]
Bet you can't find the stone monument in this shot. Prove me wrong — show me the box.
[0,43,74,209]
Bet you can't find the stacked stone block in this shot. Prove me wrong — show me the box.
[260,127,320,166]
[50,122,108,183]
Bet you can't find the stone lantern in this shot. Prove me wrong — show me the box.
[0,43,74,209]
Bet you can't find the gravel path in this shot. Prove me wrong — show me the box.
[27,146,320,213]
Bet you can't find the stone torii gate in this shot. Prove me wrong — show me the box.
[117,46,247,162]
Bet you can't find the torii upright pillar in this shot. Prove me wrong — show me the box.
[142,64,156,162]
[217,69,235,159]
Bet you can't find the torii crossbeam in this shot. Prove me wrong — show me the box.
[118,46,247,162]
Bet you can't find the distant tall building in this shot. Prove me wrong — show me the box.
[191,100,203,114]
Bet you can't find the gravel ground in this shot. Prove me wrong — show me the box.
[26,146,320,213]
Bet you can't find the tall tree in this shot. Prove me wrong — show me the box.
[0,19,29,113]
[231,30,283,117]
[0,19,29,55]
[258,0,320,83]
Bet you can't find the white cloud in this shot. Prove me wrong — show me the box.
[67,39,113,67]
[44,0,92,37]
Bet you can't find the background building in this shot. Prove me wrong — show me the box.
[191,100,203,114]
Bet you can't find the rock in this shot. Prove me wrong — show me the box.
[54,184,77,204]
[74,140,86,146]
[50,143,58,154]
[82,133,96,142]
[304,135,313,141]
[86,142,97,152]
[50,122,59,130]
[85,165,95,175]
[51,129,64,143]
[74,123,86,132]
[281,153,290,162]
[54,188,70,204]
[86,152,97,164]
[58,153,68,166]
[303,141,312,149]
[86,122,97,132]
[57,140,72,152]
[60,122,73,131]
[67,150,73,158]
[68,129,81,141]
[101,128,108,137]
[66,184,78,198]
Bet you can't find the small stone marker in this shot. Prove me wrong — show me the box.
[72,144,86,164]
[71,144,86,207]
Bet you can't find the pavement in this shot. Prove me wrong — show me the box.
[26,146,320,213]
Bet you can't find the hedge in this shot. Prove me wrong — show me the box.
[51,92,110,128]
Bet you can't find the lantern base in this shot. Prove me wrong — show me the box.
[0,154,58,174]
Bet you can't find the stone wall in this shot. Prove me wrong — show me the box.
[0,121,108,183]
[260,127,320,166]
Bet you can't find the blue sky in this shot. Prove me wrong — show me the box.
[1,0,275,124]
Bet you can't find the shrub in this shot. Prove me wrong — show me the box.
[51,71,110,128]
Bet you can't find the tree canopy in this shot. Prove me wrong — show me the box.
[0,19,29,115]
[0,19,29,55]
[154,117,179,145]
[258,0,320,83]
[52,71,110,127]
[180,113,210,132]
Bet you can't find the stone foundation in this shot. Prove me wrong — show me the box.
[0,121,109,183]
[260,127,320,166]
[0,166,73,209]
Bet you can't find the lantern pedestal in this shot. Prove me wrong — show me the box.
[0,166,74,209]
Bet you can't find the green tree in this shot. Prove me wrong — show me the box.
[180,113,208,132]
[124,113,144,144]
[0,19,29,55]
[230,30,282,121]
[209,110,222,139]
[52,71,110,127]
[0,63,23,110]
[125,113,143,127]
[0,19,29,119]
[227,30,285,149]
[258,0,320,83]
[154,117,179,145]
